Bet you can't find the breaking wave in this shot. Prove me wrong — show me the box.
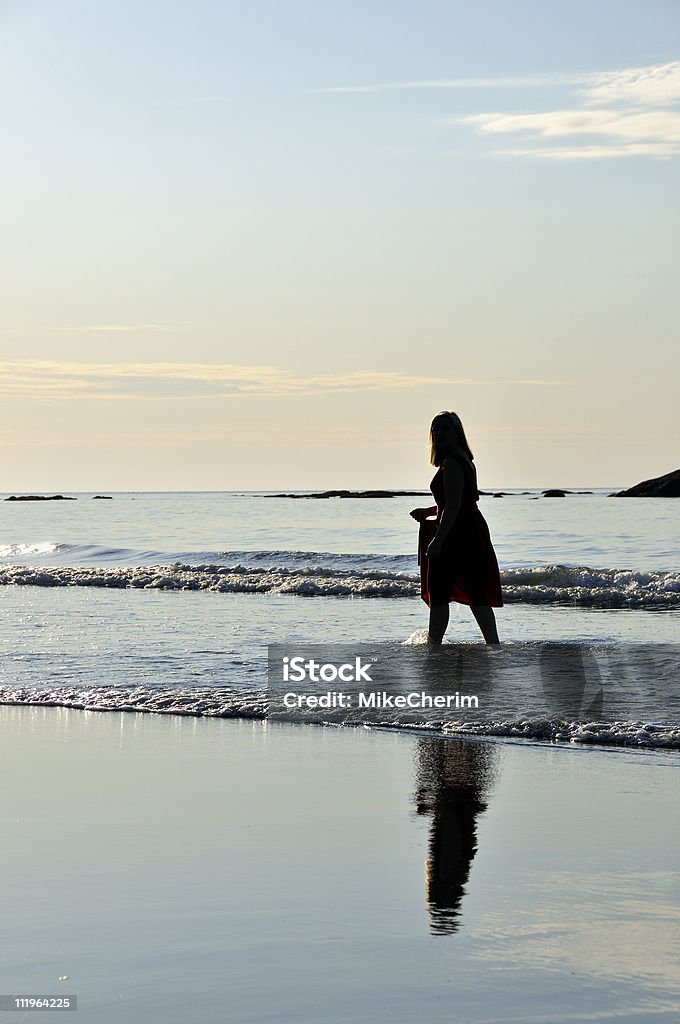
[0,562,678,608]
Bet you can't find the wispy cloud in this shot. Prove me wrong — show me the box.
[498,142,680,161]
[314,64,680,101]
[0,324,181,336]
[579,62,680,107]
[459,61,680,160]
[313,74,586,94]
[318,61,680,161]
[50,323,177,333]
[0,361,560,401]
[462,108,680,141]
[461,103,680,159]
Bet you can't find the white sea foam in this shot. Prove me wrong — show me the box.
[0,542,61,559]
[1,683,678,749]
[2,637,678,750]
[0,562,679,607]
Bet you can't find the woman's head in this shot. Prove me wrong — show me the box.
[429,411,474,466]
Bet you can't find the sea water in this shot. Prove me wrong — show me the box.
[1,490,678,747]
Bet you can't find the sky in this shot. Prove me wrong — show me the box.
[1,0,678,490]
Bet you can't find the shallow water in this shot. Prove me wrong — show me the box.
[1,491,678,749]
[1,488,678,570]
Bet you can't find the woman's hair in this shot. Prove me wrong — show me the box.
[429,411,474,467]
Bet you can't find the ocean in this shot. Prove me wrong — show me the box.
[1,489,678,748]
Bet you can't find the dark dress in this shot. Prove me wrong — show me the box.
[418,454,503,608]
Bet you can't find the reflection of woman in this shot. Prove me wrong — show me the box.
[414,738,495,935]
[410,411,503,644]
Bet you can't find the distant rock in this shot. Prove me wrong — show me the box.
[492,492,507,498]
[610,468,680,497]
[92,495,113,500]
[542,489,569,497]
[265,489,427,499]
[5,494,76,502]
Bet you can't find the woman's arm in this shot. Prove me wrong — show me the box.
[427,460,463,555]
[410,505,438,521]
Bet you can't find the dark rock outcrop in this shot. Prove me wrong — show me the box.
[92,495,113,500]
[610,468,680,497]
[265,489,427,499]
[5,494,76,501]
[542,489,569,497]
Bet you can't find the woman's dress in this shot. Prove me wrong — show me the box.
[418,454,503,608]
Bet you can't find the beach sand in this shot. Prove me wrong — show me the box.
[2,707,679,1023]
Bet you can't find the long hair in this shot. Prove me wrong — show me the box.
[429,411,474,467]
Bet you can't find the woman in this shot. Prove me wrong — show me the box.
[410,411,502,644]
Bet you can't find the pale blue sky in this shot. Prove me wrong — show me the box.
[1,1,678,488]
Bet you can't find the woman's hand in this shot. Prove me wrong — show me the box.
[410,507,433,522]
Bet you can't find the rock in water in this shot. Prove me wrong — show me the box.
[5,494,77,501]
[610,468,680,497]
[265,489,426,499]
[542,489,569,497]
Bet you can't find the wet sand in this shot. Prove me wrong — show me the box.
[2,707,679,1023]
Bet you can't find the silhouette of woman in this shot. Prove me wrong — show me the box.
[410,411,503,644]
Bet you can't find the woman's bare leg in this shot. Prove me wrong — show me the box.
[428,604,449,644]
[470,605,499,645]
